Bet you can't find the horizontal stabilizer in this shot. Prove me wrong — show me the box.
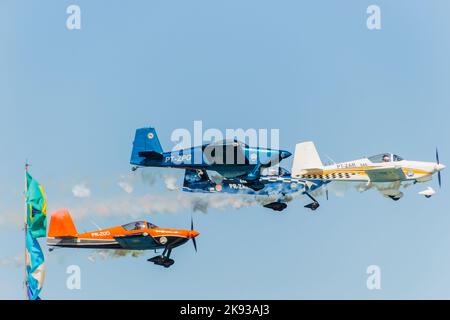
[138,151,164,160]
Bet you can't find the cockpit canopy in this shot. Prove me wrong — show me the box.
[368,153,404,163]
[206,139,249,149]
[203,139,250,165]
[122,221,158,231]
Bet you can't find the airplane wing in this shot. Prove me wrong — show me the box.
[365,167,406,182]
[114,233,158,250]
[356,180,405,200]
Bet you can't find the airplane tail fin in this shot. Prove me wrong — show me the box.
[291,141,324,178]
[47,209,78,238]
[130,127,164,165]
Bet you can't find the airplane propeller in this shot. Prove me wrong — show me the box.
[191,217,198,252]
[436,148,442,188]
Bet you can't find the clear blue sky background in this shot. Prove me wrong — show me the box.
[1,0,449,299]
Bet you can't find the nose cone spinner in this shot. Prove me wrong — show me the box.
[436,163,446,172]
[279,150,292,160]
[189,230,200,238]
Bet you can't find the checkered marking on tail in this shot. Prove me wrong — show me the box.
[301,172,355,180]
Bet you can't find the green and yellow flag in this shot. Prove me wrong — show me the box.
[26,172,47,238]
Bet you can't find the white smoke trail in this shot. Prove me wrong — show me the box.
[163,175,179,191]
[310,181,350,198]
[87,249,145,262]
[52,192,259,222]
[117,170,180,193]
[118,181,134,194]
[72,183,91,198]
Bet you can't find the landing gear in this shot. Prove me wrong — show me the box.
[304,192,320,211]
[148,256,175,268]
[245,181,265,191]
[263,202,288,211]
[388,195,401,201]
[148,247,175,268]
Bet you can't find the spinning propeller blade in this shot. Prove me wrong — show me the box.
[436,148,442,188]
[438,172,442,188]
[191,217,198,252]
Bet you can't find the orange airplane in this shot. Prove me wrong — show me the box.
[47,209,200,268]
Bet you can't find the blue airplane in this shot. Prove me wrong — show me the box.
[130,127,292,191]
[182,167,328,211]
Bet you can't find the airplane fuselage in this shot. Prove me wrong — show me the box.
[296,158,440,183]
[47,226,193,251]
[134,146,291,180]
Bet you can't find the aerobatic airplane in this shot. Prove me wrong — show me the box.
[130,127,292,191]
[47,209,199,268]
[291,141,445,200]
[182,167,327,211]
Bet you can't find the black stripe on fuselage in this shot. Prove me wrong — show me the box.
[47,238,123,249]
[51,243,124,249]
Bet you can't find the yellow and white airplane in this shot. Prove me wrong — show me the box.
[291,142,445,201]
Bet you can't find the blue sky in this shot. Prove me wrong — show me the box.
[1,0,450,299]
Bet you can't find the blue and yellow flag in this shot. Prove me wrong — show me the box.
[26,172,47,238]
[25,171,47,300]
[25,228,45,300]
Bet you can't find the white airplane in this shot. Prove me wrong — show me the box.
[291,142,445,201]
